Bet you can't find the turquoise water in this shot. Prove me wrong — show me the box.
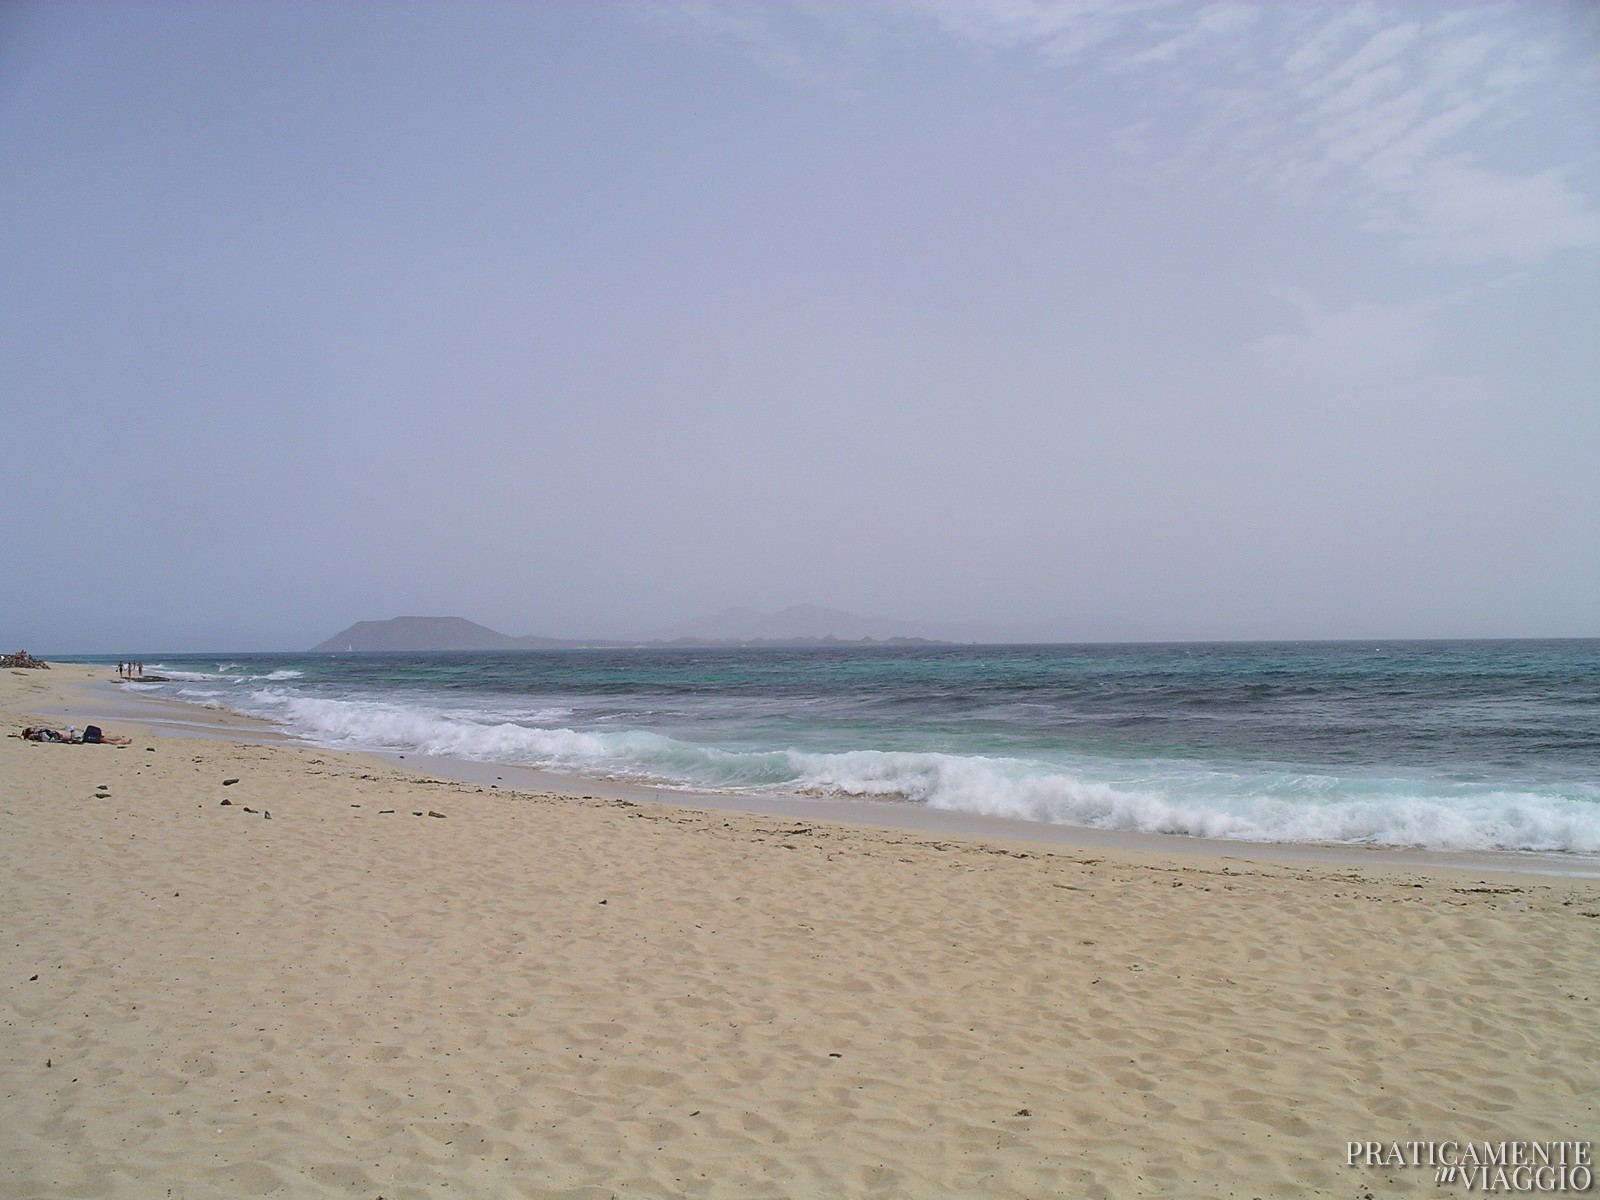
[97,640,1600,852]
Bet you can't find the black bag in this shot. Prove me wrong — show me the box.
[82,725,103,744]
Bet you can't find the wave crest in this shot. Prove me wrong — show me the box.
[238,694,1600,853]
[118,674,1600,855]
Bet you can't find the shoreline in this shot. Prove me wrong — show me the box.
[50,664,1600,880]
[4,661,1597,1197]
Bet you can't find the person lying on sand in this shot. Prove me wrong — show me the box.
[19,725,132,745]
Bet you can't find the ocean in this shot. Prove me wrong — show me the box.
[103,640,1600,854]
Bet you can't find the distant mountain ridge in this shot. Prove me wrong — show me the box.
[311,609,948,652]
[310,617,570,653]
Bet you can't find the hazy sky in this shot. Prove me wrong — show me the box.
[3,1,1597,651]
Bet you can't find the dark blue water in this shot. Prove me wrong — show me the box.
[99,640,1600,852]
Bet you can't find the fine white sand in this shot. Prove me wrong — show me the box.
[3,664,1597,1198]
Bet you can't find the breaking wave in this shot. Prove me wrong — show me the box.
[194,689,1600,854]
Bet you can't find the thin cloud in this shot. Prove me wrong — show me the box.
[965,1,1599,261]
[917,0,1149,61]
[652,1,1600,263]
[1117,3,1260,69]
[634,0,876,96]
[1247,286,1427,382]
[1392,159,1600,260]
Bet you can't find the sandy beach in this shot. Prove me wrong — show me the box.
[2,664,1596,1199]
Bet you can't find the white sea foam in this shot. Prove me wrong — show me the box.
[148,667,236,683]
[173,687,230,708]
[144,682,1600,854]
[915,763,1600,852]
[772,747,1600,850]
[147,663,302,683]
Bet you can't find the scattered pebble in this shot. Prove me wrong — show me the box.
[427,810,446,818]
[219,799,232,806]
[222,778,239,786]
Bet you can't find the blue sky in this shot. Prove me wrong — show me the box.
[2,1,1597,650]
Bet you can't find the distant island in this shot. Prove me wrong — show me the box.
[311,611,948,653]
[311,617,573,653]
